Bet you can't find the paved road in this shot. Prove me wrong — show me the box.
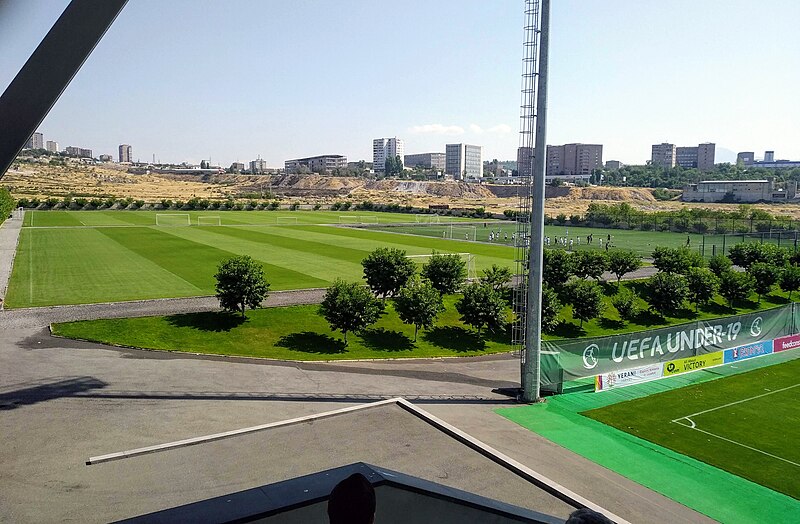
[0,211,23,308]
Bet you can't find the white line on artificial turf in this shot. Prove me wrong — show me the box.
[671,383,800,468]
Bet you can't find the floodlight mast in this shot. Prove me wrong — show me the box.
[520,0,550,403]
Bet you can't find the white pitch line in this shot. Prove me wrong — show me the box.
[670,383,800,423]
[678,424,800,468]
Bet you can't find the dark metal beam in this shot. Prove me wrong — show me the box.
[0,0,128,179]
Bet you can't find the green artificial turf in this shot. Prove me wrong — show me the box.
[51,296,514,360]
[497,354,800,524]
[583,358,800,499]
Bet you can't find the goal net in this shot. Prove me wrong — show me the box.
[197,216,221,226]
[339,215,359,224]
[449,225,477,241]
[415,214,443,225]
[406,252,477,281]
[358,215,379,225]
[277,217,299,225]
[156,213,191,226]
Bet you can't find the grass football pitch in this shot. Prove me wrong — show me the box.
[6,210,510,307]
[584,358,800,499]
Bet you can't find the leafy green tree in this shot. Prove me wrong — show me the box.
[728,243,789,269]
[611,289,639,323]
[606,250,642,285]
[718,270,755,308]
[574,251,608,281]
[456,283,507,335]
[567,280,605,327]
[421,251,467,294]
[214,255,270,317]
[543,249,575,289]
[540,285,562,333]
[651,246,704,274]
[481,264,513,292]
[748,262,779,303]
[361,248,416,300]
[646,272,689,316]
[393,278,444,341]
[685,267,720,312]
[780,265,800,300]
[319,280,384,345]
[708,254,733,274]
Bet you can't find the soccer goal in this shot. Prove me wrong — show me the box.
[197,216,222,226]
[358,215,379,225]
[449,225,477,241]
[277,216,299,225]
[406,252,477,281]
[155,213,191,226]
[415,214,441,225]
[339,215,359,224]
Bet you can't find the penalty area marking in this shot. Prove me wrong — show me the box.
[671,383,800,469]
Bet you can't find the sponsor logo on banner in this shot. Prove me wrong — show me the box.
[773,333,800,353]
[582,344,599,369]
[663,352,724,376]
[595,363,664,391]
[724,340,772,363]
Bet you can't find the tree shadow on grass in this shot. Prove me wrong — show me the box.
[699,301,735,316]
[166,311,246,332]
[358,328,415,352]
[549,322,587,339]
[275,332,347,355]
[422,326,487,352]
[764,294,790,305]
[597,317,625,330]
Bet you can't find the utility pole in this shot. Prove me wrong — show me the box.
[521,0,550,403]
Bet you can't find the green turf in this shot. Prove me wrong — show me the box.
[50,296,513,360]
[584,359,800,499]
[498,354,800,523]
[6,211,513,307]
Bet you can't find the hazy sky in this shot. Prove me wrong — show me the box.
[1,0,798,167]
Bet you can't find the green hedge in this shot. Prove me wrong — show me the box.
[0,188,14,226]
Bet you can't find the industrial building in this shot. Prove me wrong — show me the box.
[404,152,445,171]
[285,154,347,174]
[683,179,797,203]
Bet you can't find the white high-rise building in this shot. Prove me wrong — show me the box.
[25,132,44,150]
[373,137,405,173]
[445,143,483,180]
[45,141,59,153]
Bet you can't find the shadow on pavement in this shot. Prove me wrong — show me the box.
[0,376,107,410]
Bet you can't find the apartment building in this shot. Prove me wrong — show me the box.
[65,146,93,158]
[285,154,347,174]
[25,132,44,150]
[373,138,404,173]
[445,144,482,180]
[45,141,59,153]
[404,153,445,170]
[545,143,603,180]
[118,144,132,163]
[651,143,676,168]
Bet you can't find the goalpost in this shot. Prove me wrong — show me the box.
[155,213,191,226]
[406,252,478,281]
[449,225,477,241]
[197,216,222,226]
[415,214,442,225]
[277,217,299,225]
[338,215,359,224]
[358,215,379,225]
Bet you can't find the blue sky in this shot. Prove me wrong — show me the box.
[1,0,798,167]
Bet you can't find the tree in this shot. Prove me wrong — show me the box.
[567,280,605,327]
[543,249,575,289]
[651,246,704,274]
[541,285,562,333]
[646,272,689,316]
[728,243,789,270]
[361,248,416,300]
[611,289,639,323]
[456,283,507,335]
[481,264,513,292]
[780,265,800,300]
[574,251,608,281]
[708,254,733,274]
[748,262,779,303]
[319,280,384,345]
[606,250,642,285]
[421,251,467,294]
[214,255,270,317]
[718,270,755,308]
[393,278,444,341]
[685,267,719,312]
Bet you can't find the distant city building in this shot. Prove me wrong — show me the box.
[683,179,797,203]
[516,147,533,177]
[98,154,113,162]
[404,153,445,171]
[249,158,267,174]
[285,154,347,174]
[45,140,59,153]
[118,144,132,163]
[546,143,603,180]
[24,132,44,150]
[229,162,245,173]
[445,144,483,180]
[373,138,405,173]
[65,146,93,158]
[697,143,716,171]
[651,143,676,168]
[605,160,624,170]
[736,150,800,169]
[675,146,698,168]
